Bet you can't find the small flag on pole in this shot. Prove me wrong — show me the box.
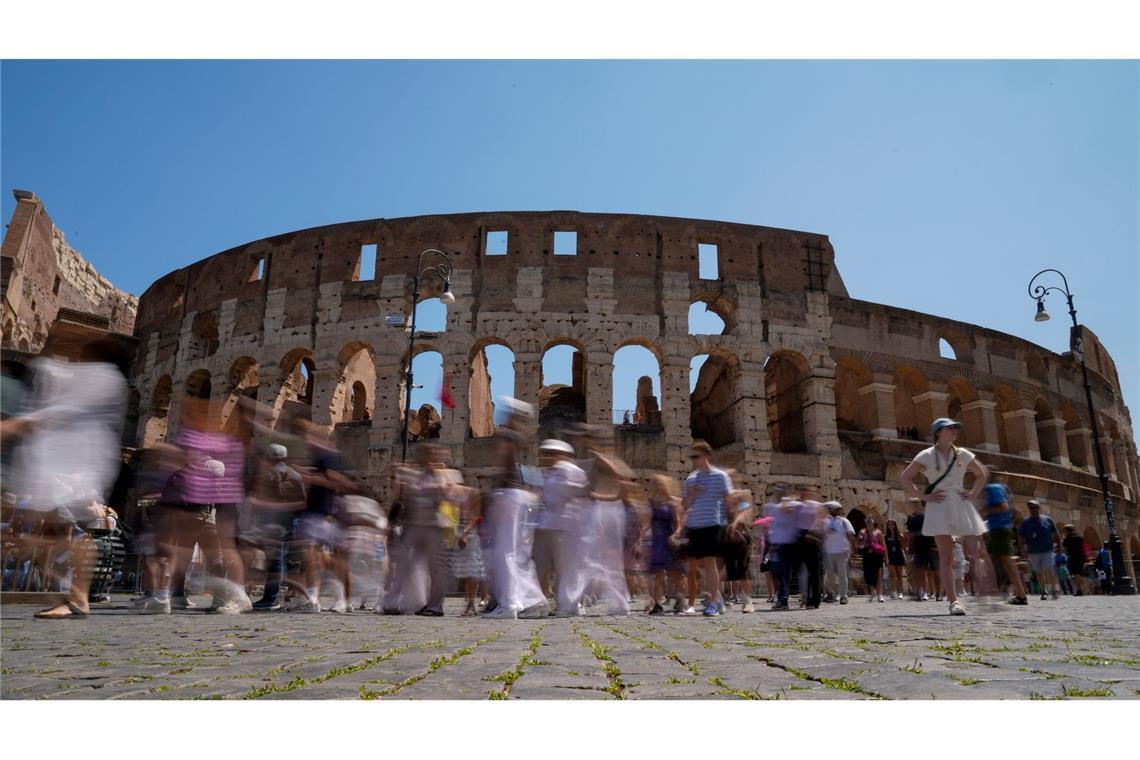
[440,370,456,410]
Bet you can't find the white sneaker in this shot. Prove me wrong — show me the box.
[212,600,246,615]
[679,606,698,616]
[949,600,967,616]
[328,598,348,614]
[482,605,518,620]
[920,592,930,601]
[877,594,885,603]
[140,596,171,615]
[741,598,754,613]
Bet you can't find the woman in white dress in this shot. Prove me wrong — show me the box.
[900,417,991,615]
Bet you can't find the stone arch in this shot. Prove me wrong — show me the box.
[937,328,972,363]
[834,356,875,434]
[407,349,443,441]
[539,339,587,434]
[277,349,316,425]
[142,374,173,446]
[185,368,212,400]
[469,339,515,437]
[330,343,376,426]
[613,342,662,427]
[765,350,811,454]
[688,297,730,335]
[221,356,259,435]
[893,365,929,441]
[691,348,742,449]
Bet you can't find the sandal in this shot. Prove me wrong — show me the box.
[414,607,444,617]
[35,601,91,619]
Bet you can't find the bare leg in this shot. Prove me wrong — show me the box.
[934,535,958,604]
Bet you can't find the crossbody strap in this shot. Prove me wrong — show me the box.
[923,448,959,495]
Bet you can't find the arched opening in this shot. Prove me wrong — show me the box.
[277,350,316,427]
[414,297,448,333]
[938,338,957,361]
[221,356,259,436]
[186,312,220,363]
[834,357,874,435]
[689,351,743,449]
[1062,405,1089,469]
[350,382,368,421]
[846,507,867,537]
[688,301,727,335]
[469,342,515,437]
[613,344,661,427]
[765,351,810,453]
[407,349,443,441]
[330,344,375,426]
[143,375,173,446]
[893,367,928,441]
[185,369,212,400]
[1034,397,1062,463]
[539,342,586,435]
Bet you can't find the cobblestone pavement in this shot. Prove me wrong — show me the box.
[2,594,1138,700]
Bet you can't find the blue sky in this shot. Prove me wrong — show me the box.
[2,61,1137,424]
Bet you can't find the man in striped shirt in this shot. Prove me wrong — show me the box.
[677,441,733,617]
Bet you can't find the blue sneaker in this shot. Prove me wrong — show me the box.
[703,603,719,617]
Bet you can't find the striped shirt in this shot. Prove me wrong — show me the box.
[174,428,246,504]
[682,466,733,529]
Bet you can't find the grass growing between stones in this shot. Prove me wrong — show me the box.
[707,675,780,700]
[486,626,546,700]
[576,626,625,699]
[667,650,700,677]
[1060,684,1114,698]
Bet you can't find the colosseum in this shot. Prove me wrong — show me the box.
[127,210,1140,582]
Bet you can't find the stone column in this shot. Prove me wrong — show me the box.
[440,352,470,450]
[858,381,898,439]
[661,354,693,478]
[165,378,188,441]
[1066,426,1094,473]
[736,359,773,485]
[586,350,614,428]
[308,366,341,434]
[1036,417,1070,466]
[1100,437,1117,480]
[1111,440,1131,490]
[912,390,948,440]
[804,366,840,456]
[961,399,1000,452]
[512,351,541,417]
[255,364,285,431]
[1003,408,1041,459]
[371,359,405,447]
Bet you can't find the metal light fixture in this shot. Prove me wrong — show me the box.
[440,280,456,305]
[1027,268,1134,595]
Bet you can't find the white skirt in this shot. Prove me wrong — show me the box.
[921,491,987,537]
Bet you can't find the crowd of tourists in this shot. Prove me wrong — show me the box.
[0,344,1121,621]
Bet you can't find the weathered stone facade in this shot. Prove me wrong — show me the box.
[126,211,1140,580]
[1,190,137,355]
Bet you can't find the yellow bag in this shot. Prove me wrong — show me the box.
[439,499,459,548]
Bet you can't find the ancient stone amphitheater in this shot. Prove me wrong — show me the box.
[130,211,1139,574]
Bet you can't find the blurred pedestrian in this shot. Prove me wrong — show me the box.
[822,501,854,604]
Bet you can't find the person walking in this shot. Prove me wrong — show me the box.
[645,474,685,615]
[884,519,907,599]
[764,489,799,611]
[1017,499,1061,600]
[900,418,992,616]
[246,443,306,610]
[1061,525,1088,596]
[857,518,887,602]
[980,479,1029,605]
[722,487,756,613]
[822,502,854,604]
[676,441,733,617]
[905,499,937,600]
[790,488,824,609]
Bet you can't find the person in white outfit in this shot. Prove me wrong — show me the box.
[900,417,991,616]
[821,501,855,604]
[541,439,589,617]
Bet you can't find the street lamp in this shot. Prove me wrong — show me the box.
[401,249,455,462]
[1028,268,1134,595]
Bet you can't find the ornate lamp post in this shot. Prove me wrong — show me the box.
[1028,268,1134,594]
[401,249,455,462]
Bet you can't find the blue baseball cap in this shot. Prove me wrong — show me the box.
[931,418,963,437]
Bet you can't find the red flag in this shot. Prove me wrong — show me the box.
[440,370,456,410]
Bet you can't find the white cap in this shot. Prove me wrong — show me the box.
[202,458,226,478]
[266,444,288,461]
[539,439,575,455]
